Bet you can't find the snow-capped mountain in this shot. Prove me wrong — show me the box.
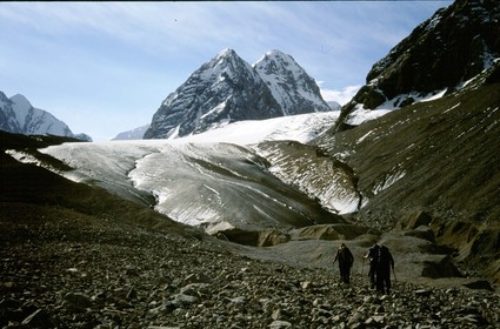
[0,91,21,133]
[73,133,93,142]
[327,101,341,111]
[10,94,74,137]
[334,0,500,131]
[144,48,331,139]
[112,124,150,140]
[0,91,92,141]
[253,50,331,115]
[144,49,282,139]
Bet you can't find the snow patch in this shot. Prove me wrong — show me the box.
[357,131,373,144]
[4,149,84,183]
[419,88,447,103]
[173,112,338,145]
[5,149,43,167]
[373,170,406,195]
[346,104,391,126]
[201,100,228,119]
[258,146,360,215]
[443,102,461,114]
[348,88,450,126]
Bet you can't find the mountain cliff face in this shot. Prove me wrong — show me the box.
[144,49,330,139]
[0,92,92,141]
[253,50,331,115]
[335,0,500,130]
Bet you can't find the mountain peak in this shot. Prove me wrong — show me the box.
[254,50,331,115]
[265,49,291,59]
[255,49,296,67]
[10,94,32,110]
[204,48,251,76]
[213,48,245,67]
[217,48,238,58]
[144,49,282,139]
[144,48,332,139]
[1,90,93,139]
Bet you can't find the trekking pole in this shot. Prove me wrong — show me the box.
[332,260,337,282]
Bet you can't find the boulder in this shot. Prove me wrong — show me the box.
[403,225,435,242]
[290,224,369,241]
[258,229,290,247]
[63,292,93,311]
[399,210,432,230]
[462,280,493,291]
[269,320,292,329]
[215,228,290,247]
[214,229,260,246]
[421,255,463,278]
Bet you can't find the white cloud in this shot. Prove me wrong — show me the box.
[320,85,361,106]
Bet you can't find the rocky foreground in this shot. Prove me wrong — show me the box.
[1,204,498,329]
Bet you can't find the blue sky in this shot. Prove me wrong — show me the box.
[0,1,450,141]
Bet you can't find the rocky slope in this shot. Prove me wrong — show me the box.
[255,83,499,285]
[261,83,499,284]
[1,208,498,329]
[334,0,500,131]
[0,91,92,141]
[144,49,330,139]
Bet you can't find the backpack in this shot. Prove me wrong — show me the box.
[377,245,393,268]
[338,247,354,267]
[367,245,379,264]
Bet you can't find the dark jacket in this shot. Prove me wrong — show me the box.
[334,246,354,268]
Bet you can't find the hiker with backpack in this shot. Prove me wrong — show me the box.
[365,243,395,294]
[375,244,395,294]
[332,243,354,284]
[364,244,380,289]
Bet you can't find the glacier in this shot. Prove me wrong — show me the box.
[36,112,348,233]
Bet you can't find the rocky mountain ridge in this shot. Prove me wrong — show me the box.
[334,0,500,131]
[144,49,330,139]
[0,91,92,141]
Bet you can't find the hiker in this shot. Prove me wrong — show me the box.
[332,243,354,284]
[375,244,395,294]
[364,244,380,289]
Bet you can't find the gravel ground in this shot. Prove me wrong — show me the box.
[1,204,498,329]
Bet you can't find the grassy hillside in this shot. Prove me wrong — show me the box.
[315,84,500,281]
